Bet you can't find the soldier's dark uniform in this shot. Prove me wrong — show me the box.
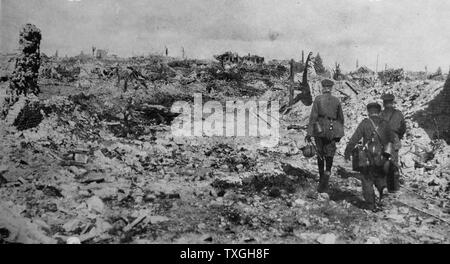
[306,79,345,193]
[380,94,406,192]
[344,103,398,210]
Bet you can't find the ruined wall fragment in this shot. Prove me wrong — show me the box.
[9,24,42,98]
[1,24,43,129]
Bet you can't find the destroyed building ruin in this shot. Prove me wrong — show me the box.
[96,49,108,60]
[1,24,44,130]
[214,52,239,64]
[349,66,378,87]
[378,68,405,84]
[241,53,265,65]
[74,51,91,63]
[214,51,265,66]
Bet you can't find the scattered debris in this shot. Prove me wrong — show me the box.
[123,211,147,232]
[365,237,381,244]
[86,196,105,214]
[317,233,337,244]
[0,41,449,244]
[66,236,81,244]
[0,202,56,244]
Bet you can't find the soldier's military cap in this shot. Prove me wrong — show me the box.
[381,93,395,101]
[321,79,335,87]
[367,102,382,112]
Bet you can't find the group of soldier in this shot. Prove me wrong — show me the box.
[306,79,406,211]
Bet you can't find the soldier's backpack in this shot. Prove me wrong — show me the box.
[352,144,369,172]
[366,118,386,167]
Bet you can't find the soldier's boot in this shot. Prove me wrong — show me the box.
[317,156,325,176]
[317,156,325,183]
[317,155,333,193]
[375,176,387,205]
[392,170,401,191]
[317,171,331,193]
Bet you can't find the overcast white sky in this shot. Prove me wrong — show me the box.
[1,0,449,71]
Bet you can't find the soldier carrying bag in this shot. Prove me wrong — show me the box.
[368,119,397,176]
[352,118,391,172]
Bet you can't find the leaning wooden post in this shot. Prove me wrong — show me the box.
[289,59,295,106]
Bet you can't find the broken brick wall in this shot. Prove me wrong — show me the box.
[4,96,43,131]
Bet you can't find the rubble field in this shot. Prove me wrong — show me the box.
[0,55,449,244]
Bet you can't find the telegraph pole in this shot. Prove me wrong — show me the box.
[376,54,379,73]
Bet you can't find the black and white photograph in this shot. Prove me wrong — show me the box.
[1,0,449,248]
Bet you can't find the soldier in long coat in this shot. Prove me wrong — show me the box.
[306,79,345,193]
